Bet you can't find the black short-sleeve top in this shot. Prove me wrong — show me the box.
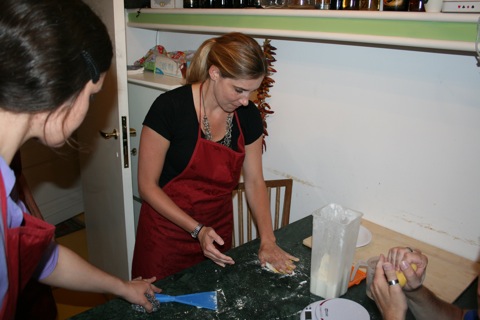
[143,84,263,187]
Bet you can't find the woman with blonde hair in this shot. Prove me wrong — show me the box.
[132,32,298,280]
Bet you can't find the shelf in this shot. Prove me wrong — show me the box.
[127,71,185,90]
[127,9,480,52]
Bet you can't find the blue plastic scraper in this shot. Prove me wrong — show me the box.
[155,291,218,310]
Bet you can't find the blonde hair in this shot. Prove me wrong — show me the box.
[186,33,268,84]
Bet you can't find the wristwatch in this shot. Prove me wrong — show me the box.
[190,223,204,239]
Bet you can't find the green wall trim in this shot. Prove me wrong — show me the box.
[128,11,477,44]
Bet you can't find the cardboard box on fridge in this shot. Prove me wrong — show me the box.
[154,55,184,78]
[154,50,195,79]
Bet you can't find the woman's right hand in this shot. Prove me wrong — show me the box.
[198,226,235,267]
[125,277,162,312]
[371,254,408,320]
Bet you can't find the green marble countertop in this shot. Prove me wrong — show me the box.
[71,215,476,319]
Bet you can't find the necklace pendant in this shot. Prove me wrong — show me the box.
[222,113,233,148]
[202,114,212,141]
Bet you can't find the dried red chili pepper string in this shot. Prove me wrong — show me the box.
[254,39,277,152]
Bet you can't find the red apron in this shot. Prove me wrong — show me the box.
[0,170,55,320]
[132,112,245,280]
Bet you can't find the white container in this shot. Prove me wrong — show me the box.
[424,0,443,11]
[155,55,183,78]
[310,203,363,299]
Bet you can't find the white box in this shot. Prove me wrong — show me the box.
[442,0,480,12]
[155,55,183,78]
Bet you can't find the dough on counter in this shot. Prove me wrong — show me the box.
[265,262,280,273]
[265,261,296,276]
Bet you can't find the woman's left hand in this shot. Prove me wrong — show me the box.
[198,226,235,267]
[258,240,299,274]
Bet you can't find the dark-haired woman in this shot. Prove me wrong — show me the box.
[0,0,160,318]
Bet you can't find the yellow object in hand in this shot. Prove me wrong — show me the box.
[396,263,417,287]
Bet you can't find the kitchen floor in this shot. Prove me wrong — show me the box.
[54,215,110,319]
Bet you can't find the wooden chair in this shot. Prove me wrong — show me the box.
[231,179,293,247]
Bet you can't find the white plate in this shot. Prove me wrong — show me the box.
[356,225,372,248]
[300,298,370,320]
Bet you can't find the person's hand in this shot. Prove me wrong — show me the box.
[123,276,162,312]
[198,226,235,267]
[387,246,428,291]
[258,240,299,274]
[371,254,408,320]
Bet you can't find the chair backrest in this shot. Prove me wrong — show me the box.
[231,179,293,248]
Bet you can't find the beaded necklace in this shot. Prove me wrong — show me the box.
[200,82,233,148]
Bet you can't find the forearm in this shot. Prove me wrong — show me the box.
[405,286,463,320]
[244,179,275,243]
[140,185,198,233]
[137,128,197,233]
[41,245,128,297]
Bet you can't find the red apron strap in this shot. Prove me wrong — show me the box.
[1,170,8,246]
[0,169,14,319]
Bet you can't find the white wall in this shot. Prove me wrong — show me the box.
[20,140,84,225]
[262,40,480,262]
[127,30,480,262]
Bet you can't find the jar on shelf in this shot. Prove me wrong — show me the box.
[315,0,330,9]
[184,0,200,7]
[359,0,379,10]
[261,0,286,7]
[233,0,248,6]
[199,0,214,6]
[247,0,262,6]
[329,0,343,9]
[382,0,408,10]
[343,0,360,9]
[288,0,315,8]
[213,0,234,7]
[408,0,425,11]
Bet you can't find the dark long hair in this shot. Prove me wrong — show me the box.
[0,0,113,113]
